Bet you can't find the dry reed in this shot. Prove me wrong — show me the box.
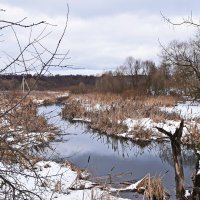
[62,94,180,139]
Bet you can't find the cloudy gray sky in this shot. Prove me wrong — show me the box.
[0,0,199,75]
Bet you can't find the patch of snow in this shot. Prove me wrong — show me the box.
[160,101,200,120]
[73,118,91,123]
[110,178,143,192]
[123,117,194,140]
[56,92,70,98]
[33,99,44,105]
[0,161,127,200]
[85,103,110,112]
[185,189,191,198]
[124,118,153,132]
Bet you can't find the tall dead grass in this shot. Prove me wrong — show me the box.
[62,94,180,138]
[140,174,169,200]
[0,93,57,166]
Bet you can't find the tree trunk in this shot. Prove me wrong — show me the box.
[156,120,185,200]
[192,152,200,199]
[171,139,185,200]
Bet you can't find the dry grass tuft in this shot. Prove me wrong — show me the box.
[129,126,152,141]
[139,174,169,200]
[89,114,128,135]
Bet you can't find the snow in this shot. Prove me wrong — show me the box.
[110,178,144,192]
[2,130,56,150]
[0,161,128,200]
[124,118,153,132]
[33,99,45,105]
[160,101,200,120]
[84,103,111,112]
[56,92,70,98]
[1,93,130,200]
[32,92,69,105]
[73,117,91,123]
[122,118,192,140]
[185,189,191,198]
[2,98,199,199]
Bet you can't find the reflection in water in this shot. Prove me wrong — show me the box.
[85,128,154,158]
[38,105,196,198]
[158,143,196,169]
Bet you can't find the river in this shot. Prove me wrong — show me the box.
[38,104,196,199]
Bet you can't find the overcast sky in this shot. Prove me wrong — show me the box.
[0,0,199,75]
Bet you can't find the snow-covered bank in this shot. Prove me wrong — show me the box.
[0,160,127,200]
[32,91,70,105]
[62,95,200,143]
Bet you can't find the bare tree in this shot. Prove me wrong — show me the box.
[123,56,142,87]
[158,14,200,199]
[161,37,200,99]
[156,120,185,200]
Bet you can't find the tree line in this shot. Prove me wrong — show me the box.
[96,33,200,99]
[0,74,97,91]
[1,33,200,100]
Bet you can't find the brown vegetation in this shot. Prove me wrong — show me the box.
[62,93,180,139]
[142,174,169,200]
[0,92,57,165]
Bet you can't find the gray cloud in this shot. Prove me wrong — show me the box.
[1,0,199,18]
[0,0,200,75]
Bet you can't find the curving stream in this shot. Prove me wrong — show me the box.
[38,104,196,199]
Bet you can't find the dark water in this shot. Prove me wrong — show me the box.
[38,105,196,199]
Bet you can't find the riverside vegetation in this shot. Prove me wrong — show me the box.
[61,92,200,199]
[62,93,200,144]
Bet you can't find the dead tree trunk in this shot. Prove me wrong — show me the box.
[156,120,185,200]
[192,151,200,199]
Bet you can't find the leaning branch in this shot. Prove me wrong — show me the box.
[155,126,172,138]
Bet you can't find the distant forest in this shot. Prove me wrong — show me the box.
[0,58,199,99]
[0,74,98,91]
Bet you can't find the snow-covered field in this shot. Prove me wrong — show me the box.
[160,101,200,120]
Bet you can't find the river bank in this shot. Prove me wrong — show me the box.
[61,94,200,145]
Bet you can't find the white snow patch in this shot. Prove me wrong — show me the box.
[160,101,200,120]
[0,161,127,200]
[110,178,144,192]
[33,99,45,105]
[73,117,91,123]
[185,189,191,198]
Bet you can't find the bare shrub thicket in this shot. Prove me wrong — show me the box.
[0,4,69,199]
[95,57,176,96]
[0,93,58,199]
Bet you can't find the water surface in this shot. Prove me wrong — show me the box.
[38,105,196,199]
